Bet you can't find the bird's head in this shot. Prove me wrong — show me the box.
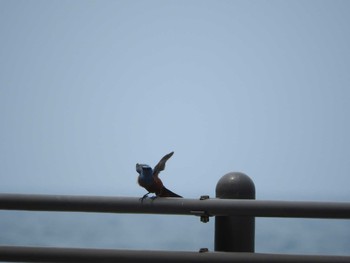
[136,163,152,174]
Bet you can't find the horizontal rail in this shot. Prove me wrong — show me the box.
[0,246,349,263]
[0,193,349,218]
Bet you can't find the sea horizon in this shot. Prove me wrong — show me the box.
[1,211,349,256]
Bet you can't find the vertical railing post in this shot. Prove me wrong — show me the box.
[214,172,255,252]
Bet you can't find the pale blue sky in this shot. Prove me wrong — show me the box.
[1,0,350,201]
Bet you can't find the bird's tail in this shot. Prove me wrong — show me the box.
[159,186,182,198]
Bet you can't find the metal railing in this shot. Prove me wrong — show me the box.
[0,172,349,262]
[1,193,349,218]
[0,246,349,263]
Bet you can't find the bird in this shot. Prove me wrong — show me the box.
[136,151,182,198]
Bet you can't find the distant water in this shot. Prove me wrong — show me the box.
[0,211,349,256]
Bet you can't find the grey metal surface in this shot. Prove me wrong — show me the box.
[0,246,349,263]
[0,193,349,218]
[215,172,255,252]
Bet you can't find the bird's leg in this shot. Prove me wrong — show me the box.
[150,195,158,200]
[139,192,150,201]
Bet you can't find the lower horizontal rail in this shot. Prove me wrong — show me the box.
[0,246,349,263]
[1,193,350,218]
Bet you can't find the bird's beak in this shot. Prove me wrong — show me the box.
[136,163,141,174]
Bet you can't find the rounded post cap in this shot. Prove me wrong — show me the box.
[216,172,255,199]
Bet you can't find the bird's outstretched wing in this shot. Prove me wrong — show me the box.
[153,151,174,178]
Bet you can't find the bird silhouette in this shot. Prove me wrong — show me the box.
[136,151,182,198]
